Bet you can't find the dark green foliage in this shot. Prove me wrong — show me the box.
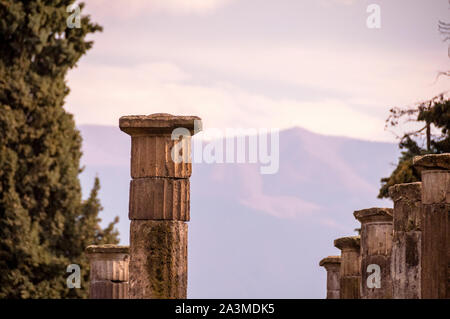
[0,1,119,298]
[378,94,450,198]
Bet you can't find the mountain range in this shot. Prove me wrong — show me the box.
[78,124,399,298]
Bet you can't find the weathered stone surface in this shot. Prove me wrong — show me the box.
[129,220,188,299]
[119,113,202,136]
[413,153,450,173]
[389,183,422,232]
[130,135,192,178]
[340,277,360,299]
[319,256,341,299]
[361,255,393,299]
[389,182,422,299]
[413,155,450,299]
[122,113,199,299]
[391,231,421,298]
[89,281,129,299]
[129,178,190,220]
[86,245,130,299]
[319,256,341,267]
[421,170,450,204]
[353,207,393,224]
[119,114,202,178]
[389,182,422,206]
[354,208,393,299]
[334,236,360,252]
[86,244,129,254]
[334,236,361,299]
[421,203,450,298]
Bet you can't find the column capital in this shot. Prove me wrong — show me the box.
[86,244,129,255]
[119,113,202,136]
[319,256,341,267]
[353,207,393,224]
[334,236,360,251]
[388,182,421,203]
[413,153,450,173]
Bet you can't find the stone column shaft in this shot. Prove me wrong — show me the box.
[86,245,130,299]
[413,154,450,299]
[319,256,341,299]
[334,236,361,299]
[354,208,393,299]
[389,182,422,299]
[120,113,201,299]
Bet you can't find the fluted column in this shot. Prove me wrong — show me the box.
[389,182,422,299]
[413,153,450,299]
[354,208,393,299]
[120,113,201,299]
[86,245,130,299]
[334,236,361,299]
[319,256,341,299]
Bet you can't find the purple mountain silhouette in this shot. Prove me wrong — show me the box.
[78,124,398,298]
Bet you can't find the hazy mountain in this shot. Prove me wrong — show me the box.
[78,124,399,298]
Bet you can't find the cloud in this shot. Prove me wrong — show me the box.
[66,61,391,141]
[84,24,450,120]
[84,0,233,18]
[317,0,358,7]
[67,0,450,143]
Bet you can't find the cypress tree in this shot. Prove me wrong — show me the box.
[0,1,119,298]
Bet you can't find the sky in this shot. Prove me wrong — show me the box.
[66,0,450,142]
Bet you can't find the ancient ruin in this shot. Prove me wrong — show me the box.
[85,244,130,299]
[413,154,450,299]
[334,236,361,299]
[119,113,201,299]
[319,256,341,299]
[320,153,450,299]
[82,115,449,300]
[389,182,422,299]
[354,207,393,299]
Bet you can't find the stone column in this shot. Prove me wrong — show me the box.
[334,236,361,299]
[354,208,393,299]
[86,245,130,299]
[389,182,422,299]
[319,256,341,299]
[119,113,202,299]
[413,153,450,299]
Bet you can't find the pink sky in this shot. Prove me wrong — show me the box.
[66,0,450,141]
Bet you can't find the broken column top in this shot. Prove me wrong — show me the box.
[413,153,450,173]
[85,244,129,254]
[388,182,422,202]
[119,113,202,136]
[334,236,360,250]
[353,207,393,223]
[319,256,341,267]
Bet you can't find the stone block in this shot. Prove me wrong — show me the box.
[129,220,188,299]
[129,178,189,221]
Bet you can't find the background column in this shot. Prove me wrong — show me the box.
[120,113,201,299]
[334,236,361,299]
[413,153,450,299]
[389,182,422,299]
[354,207,393,299]
[86,244,130,299]
[319,256,341,299]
